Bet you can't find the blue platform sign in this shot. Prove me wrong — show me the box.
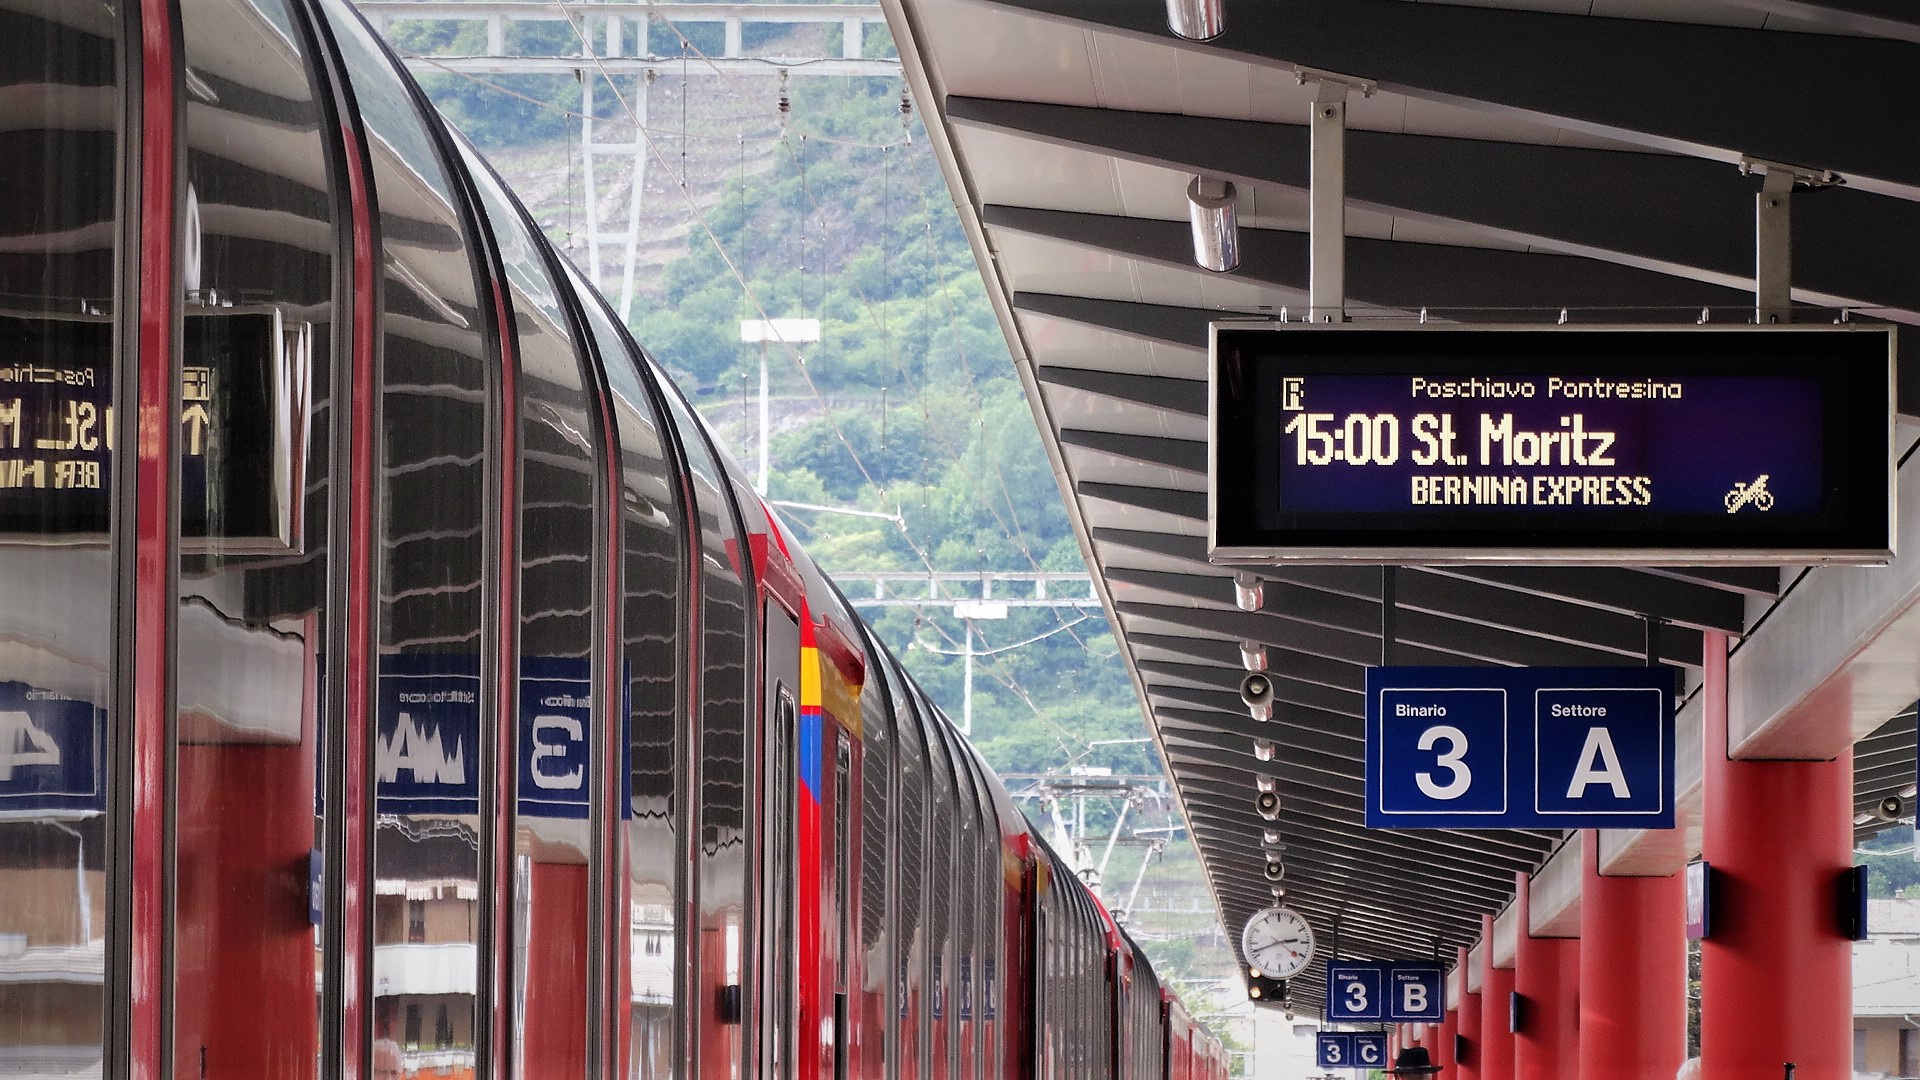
[377,656,482,816]
[1314,1033,1355,1069]
[1367,666,1674,829]
[517,657,593,820]
[1389,963,1446,1022]
[374,655,604,820]
[0,680,104,815]
[1327,960,1446,1022]
[1326,961,1385,1021]
[1352,1033,1388,1070]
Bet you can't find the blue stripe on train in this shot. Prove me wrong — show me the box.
[799,706,824,798]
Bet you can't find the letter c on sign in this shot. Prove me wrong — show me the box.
[1415,725,1472,801]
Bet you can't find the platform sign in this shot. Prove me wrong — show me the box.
[377,655,483,816]
[1352,1033,1388,1070]
[1368,666,1674,829]
[1685,859,1713,940]
[1208,323,1894,564]
[518,657,593,820]
[1389,963,1446,1022]
[0,680,104,816]
[1327,960,1446,1022]
[1314,1033,1355,1069]
[1325,961,1385,1021]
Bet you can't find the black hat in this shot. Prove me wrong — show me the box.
[1388,1046,1443,1075]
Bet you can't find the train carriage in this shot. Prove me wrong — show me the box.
[0,1,1224,1079]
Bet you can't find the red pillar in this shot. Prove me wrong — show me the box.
[1579,828,1686,1077]
[1479,915,1516,1080]
[523,861,591,1080]
[1512,871,1579,1080]
[1699,630,1854,1080]
[1440,1003,1460,1080]
[1456,946,1482,1080]
[171,743,319,1078]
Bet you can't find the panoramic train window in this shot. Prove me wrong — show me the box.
[657,385,752,1080]
[855,631,894,1080]
[171,0,337,1074]
[564,270,686,1080]
[463,144,599,1078]
[887,661,928,1080]
[942,725,978,1080]
[918,691,954,1065]
[0,3,122,1074]
[319,3,495,1070]
[964,761,997,1078]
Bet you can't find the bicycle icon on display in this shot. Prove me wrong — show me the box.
[1725,474,1775,514]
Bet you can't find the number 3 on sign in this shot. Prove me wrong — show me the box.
[1344,979,1368,1015]
[1415,725,1471,800]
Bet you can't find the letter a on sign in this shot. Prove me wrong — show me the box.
[1565,727,1630,799]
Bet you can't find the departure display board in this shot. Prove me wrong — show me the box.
[1209,324,1894,563]
[0,308,308,553]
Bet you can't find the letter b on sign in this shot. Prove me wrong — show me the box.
[1390,965,1444,1022]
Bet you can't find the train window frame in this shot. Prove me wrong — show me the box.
[561,262,693,1080]
[881,646,927,1080]
[851,623,897,1080]
[459,134,610,1080]
[654,376,759,1080]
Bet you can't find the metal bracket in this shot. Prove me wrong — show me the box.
[1738,157,1842,189]
[1294,66,1378,97]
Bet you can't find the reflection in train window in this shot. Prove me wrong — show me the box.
[463,143,599,1080]
[856,632,895,1080]
[0,3,122,1076]
[319,0,496,1072]
[171,1,337,1075]
[564,268,685,1080]
[658,386,751,1080]
[887,659,927,1080]
[920,691,954,1077]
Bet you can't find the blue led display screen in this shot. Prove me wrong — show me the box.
[1210,325,1892,562]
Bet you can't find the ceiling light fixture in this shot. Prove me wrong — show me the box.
[1240,640,1268,672]
[1234,572,1264,612]
[1187,176,1240,272]
[1165,0,1224,41]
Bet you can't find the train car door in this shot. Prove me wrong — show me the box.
[760,603,802,1080]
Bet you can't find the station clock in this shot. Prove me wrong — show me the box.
[1241,905,1316,980]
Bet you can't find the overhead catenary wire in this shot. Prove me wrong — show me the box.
[533,6,1089,753]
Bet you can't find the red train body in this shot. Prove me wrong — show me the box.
[0,1,1224,1078]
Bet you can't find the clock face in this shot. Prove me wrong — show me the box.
[1242,906,1316,980]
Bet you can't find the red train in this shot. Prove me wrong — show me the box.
[0,1,1229,1078]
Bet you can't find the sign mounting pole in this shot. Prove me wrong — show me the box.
[1755,167,1793,324]
[1743,157,1839,324]
[1300,70,1373,324]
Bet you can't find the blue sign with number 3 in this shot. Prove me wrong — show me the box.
[1314,1033,1354,1069]
[1367,666,1674,829]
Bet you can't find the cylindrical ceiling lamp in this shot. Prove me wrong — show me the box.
[1165,0,1224,41]
[1187,175,1239,273]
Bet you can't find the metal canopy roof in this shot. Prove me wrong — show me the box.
[879,0,1920,1013]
